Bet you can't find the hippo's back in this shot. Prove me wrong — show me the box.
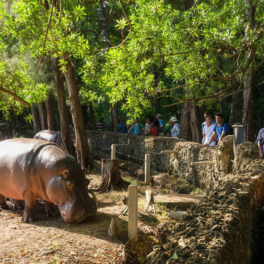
[34,130,65,150]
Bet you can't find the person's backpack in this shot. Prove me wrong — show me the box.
[228,124,233,135]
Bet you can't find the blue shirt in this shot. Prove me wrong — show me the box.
[213,123,230,141]
[257,128,264,151]
[117,124,126,133]
[159,119,165,133]
[130,123,143,135]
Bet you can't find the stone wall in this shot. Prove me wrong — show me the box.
[86,131,234,189]
[147,143,264,264]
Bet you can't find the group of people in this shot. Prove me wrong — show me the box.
[96,111,232,144]
[117,115,180,138]
[202,112,231,146]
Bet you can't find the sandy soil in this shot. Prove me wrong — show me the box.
[0,169,204,264]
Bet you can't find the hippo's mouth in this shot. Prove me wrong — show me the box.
[59,208,97,224]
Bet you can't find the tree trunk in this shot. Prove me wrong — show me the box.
[154,65,160,115]
[45,91,57,131]
[81,104,88,129]
[39,101,48,130]
[190,102,202,143]
[63,56,93,169]
[242,0,255,142]
[99,0,111,48]
[179,89,201,142]
[90,159,129,193]
[112,104,118,133]
[51,55,75,157]
[229,90,243,125]
[179,102,192,141]
[31,105,41,134]
[88,102,96,129]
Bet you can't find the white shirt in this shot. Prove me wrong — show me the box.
[171,123,180,138]
[203,124,216,146]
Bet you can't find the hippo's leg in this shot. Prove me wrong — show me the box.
[12,199,24,210]
[21,190,36,223]
[0,194,9,209]
[45,201,59,217]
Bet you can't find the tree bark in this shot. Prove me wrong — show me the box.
[31,105,41,134]
[242,0,255,142]
[179,89,202,142]
[51,55,75,157]
[64,56,93,169]
[229,90,243,125]
[39,101,48,130]
[190,102,202,143]
[179,102,192,141]
[45,91,57,131]
[81,104,89,129]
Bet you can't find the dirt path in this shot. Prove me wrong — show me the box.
[0,170,204,264]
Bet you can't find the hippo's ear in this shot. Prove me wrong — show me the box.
[62,170,69,179]
[83,178,90,188]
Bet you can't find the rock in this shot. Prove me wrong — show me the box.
[168,211,187,219]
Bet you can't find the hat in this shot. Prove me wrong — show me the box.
[169,117,178,122]
[157,114,162,118]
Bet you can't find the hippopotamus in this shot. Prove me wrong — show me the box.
[34,130,67,151]
[0,138,97,224]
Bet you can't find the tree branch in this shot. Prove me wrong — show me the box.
[36,0,55,74]
[0,87,31,107]
[100,0,132,52]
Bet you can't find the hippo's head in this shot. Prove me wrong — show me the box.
[47,170,97,224]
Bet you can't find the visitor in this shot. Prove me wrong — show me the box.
[202,115,216,146]
[117,119,127,133]
[257,128,264,158]
[169,117,180,138]
[206,112,230,145]
[152,118,160,136]
[144,116,153,135]
[157,114,165,136]
[96,119,106,131]
[202,111,216,143]
[128,118,144,135]
[128,122,134,134]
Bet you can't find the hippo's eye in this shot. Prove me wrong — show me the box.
[66,181,75,191]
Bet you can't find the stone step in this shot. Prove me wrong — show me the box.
[155,194,204,211]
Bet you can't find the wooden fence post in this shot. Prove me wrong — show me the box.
[128,185,138,242]
[145,154,150,185]
[111,144,116,159]
[88,138,92,154]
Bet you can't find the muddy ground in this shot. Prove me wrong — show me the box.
[0,168,203,264]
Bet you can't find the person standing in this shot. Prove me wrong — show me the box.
[96,119,106,131]
[202,115,216,146]
[128,118,144,135]
[257,128,264,158]
[144,116,153,135]
[206,113,230,145]
[152,118,160,136]
[117,119,127,133]
[157,114,165,136]
[169,117,180,138]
